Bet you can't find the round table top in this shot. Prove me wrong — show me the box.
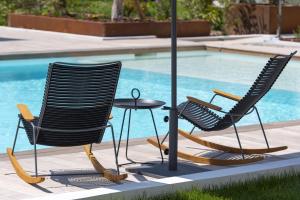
[114,98,166,109]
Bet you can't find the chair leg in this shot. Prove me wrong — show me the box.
[231,116,245,159]
[12,118,21,155]
[161,131,169,145]
[110,125,120,175]
[254,107,270,149]
[189,126,196,135]
[33,127,38,177]
[117,109,127,157]
[89,144,93,153]
[161,102,189,144]
[209,94,218,103]
[83,143,127,182]
[7,120,45,184]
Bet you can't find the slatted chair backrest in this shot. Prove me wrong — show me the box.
[36,62,121,146]
[216,51,296,130]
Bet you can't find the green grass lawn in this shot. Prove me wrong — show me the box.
[136,173,300,200]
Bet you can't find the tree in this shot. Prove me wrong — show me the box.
[134,0,145,20]
[111,0,124,21]
[55,0,68,16]
[276,0,283,39]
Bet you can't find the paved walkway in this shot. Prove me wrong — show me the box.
[0,26,202,59]
[202,35,300,58]
[0,27,299,59]
[1,120,300,200]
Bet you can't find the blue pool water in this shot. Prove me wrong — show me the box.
[0,51,300,153]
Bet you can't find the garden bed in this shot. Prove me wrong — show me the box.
[225,4,300,34]
[8,14,211,37]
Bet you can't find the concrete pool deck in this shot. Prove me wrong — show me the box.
[0,26,300,60]
[0,26,203,60]
[1,120,300,200]
[1,27,300,199]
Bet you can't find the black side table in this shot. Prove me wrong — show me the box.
[114,98,165,166]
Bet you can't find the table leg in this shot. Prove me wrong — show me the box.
[118,109,162,166]
[119,109,138,166]
[149,109,164,163]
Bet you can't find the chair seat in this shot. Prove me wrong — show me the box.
[177,102,222,131]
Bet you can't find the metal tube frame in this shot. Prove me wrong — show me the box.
[108,121,120,175]
[161,102,189,145]
[149,109,164,163]
[230,115,245,159]
[161,132,169,145]
[12,118,22,155]
[254,106,270,149]
[117,108,164,166]
[125,109,132,162]
[117,108,128,156]
[161,94,270,156]
[11,116,120,177]
[209,94,270,149]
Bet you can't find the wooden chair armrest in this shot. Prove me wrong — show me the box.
[17,104,34,122]
[213,89,242,101]
[187,96,222,111]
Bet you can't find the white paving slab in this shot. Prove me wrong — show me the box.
[27,157,300,200]
[0,122,299,200]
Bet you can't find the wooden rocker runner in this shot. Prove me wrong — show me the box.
[149,51,296,165]
[7,62,127,184]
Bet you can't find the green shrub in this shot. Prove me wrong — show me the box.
[178,0,224,31]
[293,26,300,39]
[146,0,171,21]
[0,1,9,25]
[0,0,229,31]
[123,0,148,20]
[179,0,212,20]
[0,0,113,24]
[65,0,112,20]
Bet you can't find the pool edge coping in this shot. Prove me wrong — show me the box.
[206,46,300,61]
[1,119,300,160]
[0,45,205,60]
[2,45,300,61]
[1,36,300,61]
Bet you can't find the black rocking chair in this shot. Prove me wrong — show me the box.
[148,51,297,165]
[7,61,127,184]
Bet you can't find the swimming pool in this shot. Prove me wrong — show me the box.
[0,51,299,153]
